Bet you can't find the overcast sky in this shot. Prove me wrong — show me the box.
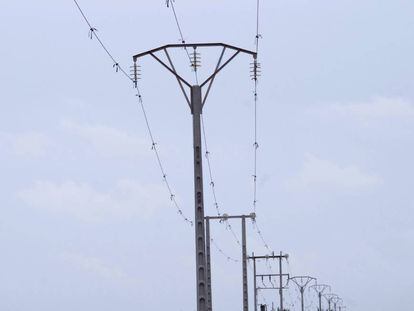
[1,0,413,310]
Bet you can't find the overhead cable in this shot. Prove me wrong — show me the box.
[72,0,193,226]
[165,0,199,84]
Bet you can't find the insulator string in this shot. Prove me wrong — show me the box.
[210,236,239,263]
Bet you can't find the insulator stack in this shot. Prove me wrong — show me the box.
[190,50,201,71]
[130,61,141,87]
[250,61,261,80]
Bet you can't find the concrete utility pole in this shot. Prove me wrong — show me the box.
[248,252,289,311]
[324,293,339,311]
[288,276,316,311]
[205,217,213,311]
[310,284,331,311]
[133,43,256,311]
[332,297,343,311]
[205,213,256,311]
[278,252,288,311]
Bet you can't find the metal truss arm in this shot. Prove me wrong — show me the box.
[200,50,240,88]
[311,284,331,294]
[164,49,191,107]
[133,42,256,60]
[256,273,289,278]
[289,276,316,289]
[202,47,226,107]
[149,52,192,88]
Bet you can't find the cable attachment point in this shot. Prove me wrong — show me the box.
[190,48,201,71]
[165,0,174,8]
[88,27,97,39]
[250,60,261,81]
[214,203,221,216]
[113,63,120,73]
[130,61,141,88]
[176,38,186,45]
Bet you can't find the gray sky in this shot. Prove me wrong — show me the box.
[1,0,413,310]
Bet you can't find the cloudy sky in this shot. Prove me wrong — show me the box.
[0,0,413,310]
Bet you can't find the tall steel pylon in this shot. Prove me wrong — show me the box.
[310,283,331,311]
[133,43,256,311]
[288,276,316,311]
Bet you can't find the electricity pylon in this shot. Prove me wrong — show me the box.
[205,213,256,311]
[332,296,343,311]
[248,252,289,311]
[310,284,331,311]
[288,276,316,311]
[132,43,256,311]
[324,293,339,311]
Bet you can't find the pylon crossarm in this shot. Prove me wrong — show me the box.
[289,276,316,288]
[132,42,256,60]
[256,273,289,278]
[248,254,288,260]
[133,42,256,112]
[310,284,331,294]
[205,213,255,220]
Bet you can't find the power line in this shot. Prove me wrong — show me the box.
[252,0,262,213]
[169,4,242,259]
[167,0,269,258]
[210,236,239,263]
[71,0,193,226]
[255,0,262,55]
[251,218,272,253]
[248,0,276,259]
[166,1,185,43]
[71,2,346,309]
[133,42,256,311]
[137,92,193,226]
[72,0,131,82]
[165,0,199,84]
[165,0,245,252]
[201,115,222,217]
[201,115,243,264]
[199,73,243,249]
